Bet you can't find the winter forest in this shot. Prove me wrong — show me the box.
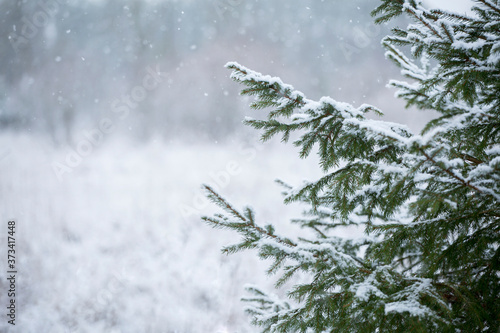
[1,0,498,332]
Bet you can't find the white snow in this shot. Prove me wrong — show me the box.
[0,132,320,333]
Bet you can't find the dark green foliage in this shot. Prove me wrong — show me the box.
[202,1,500,332]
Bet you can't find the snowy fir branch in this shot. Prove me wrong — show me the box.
[202,1,500,332]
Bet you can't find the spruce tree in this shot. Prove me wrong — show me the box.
[202,1,500,331]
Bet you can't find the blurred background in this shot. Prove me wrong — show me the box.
[0,0,471,332]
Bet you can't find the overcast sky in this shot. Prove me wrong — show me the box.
[426,0,474,13]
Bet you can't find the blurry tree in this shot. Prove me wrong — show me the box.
[0,0,401,143]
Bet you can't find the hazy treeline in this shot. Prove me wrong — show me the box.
[1,0,402,144]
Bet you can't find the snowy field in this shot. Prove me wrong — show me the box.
[0,132,321,332]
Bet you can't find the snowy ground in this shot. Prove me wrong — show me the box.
[0,132,321,333]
